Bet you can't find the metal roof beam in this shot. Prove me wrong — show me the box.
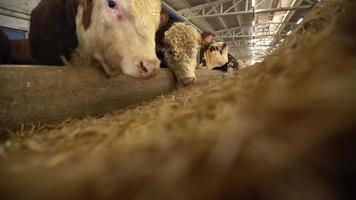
[214,21,295,35]
[178,0,238,13]
[162,2,203,32]
[0,7,30,21]
[216,34,287,39]
[179,3,312,19]
[232,44,274,47]
[178,0,244,19]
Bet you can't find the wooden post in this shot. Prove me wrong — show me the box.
[0,65,230,134]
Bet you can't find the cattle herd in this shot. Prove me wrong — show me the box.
[0,0,242,86]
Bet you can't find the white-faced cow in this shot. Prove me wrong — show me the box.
[199,42,240,72]
[30,0,161,78]
[199,42,229,70]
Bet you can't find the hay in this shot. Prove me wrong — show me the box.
[1,0,356,199]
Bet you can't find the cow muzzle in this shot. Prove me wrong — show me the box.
[139,59,160,78]
[179,77,196,87]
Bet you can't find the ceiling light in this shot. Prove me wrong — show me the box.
[296,18,303,24]
[251,0,256,7]
[287,31,292,35]
[291,0,297,7]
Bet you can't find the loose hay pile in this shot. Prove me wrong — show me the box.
[1,0,356,199]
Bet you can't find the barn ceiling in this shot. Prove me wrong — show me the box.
[0,0,37,31]
[164,0,319,63]
[0,0,37,17]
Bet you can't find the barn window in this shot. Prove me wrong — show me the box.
[0,27,27,39]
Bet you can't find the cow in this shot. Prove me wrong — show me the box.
[163,22,201,86]
[199,42,229,70]
[9,39,36,64]
[156,9,203,86]
[0,30,11,64]
[198,32,240,72]
[212,54,240,72]
[29,0,161,78]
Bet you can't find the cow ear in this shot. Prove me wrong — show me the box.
[222,43,227,50]
[82,0,94,30]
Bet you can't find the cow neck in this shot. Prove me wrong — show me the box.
[65,0,80,34]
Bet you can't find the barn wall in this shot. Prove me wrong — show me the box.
[0,15,29,32]
[0,0,35,37]
[0,13,29,39]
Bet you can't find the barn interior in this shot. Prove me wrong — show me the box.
[0,0,356,199]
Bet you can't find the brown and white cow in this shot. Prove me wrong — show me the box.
[0,30,11,64]
[30,0,161,78]
[199,42,229,70]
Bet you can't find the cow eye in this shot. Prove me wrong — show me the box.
[107,0,117,9]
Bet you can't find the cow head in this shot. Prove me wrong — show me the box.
[164,23,201,86]
[75,0,161,78]
[204,42,229,70]
[209,42,228,55]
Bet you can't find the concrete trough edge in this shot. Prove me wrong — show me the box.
[0,65,231,135]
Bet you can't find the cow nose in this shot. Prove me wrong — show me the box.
[139,59,160,78]
[180,77,196,87]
